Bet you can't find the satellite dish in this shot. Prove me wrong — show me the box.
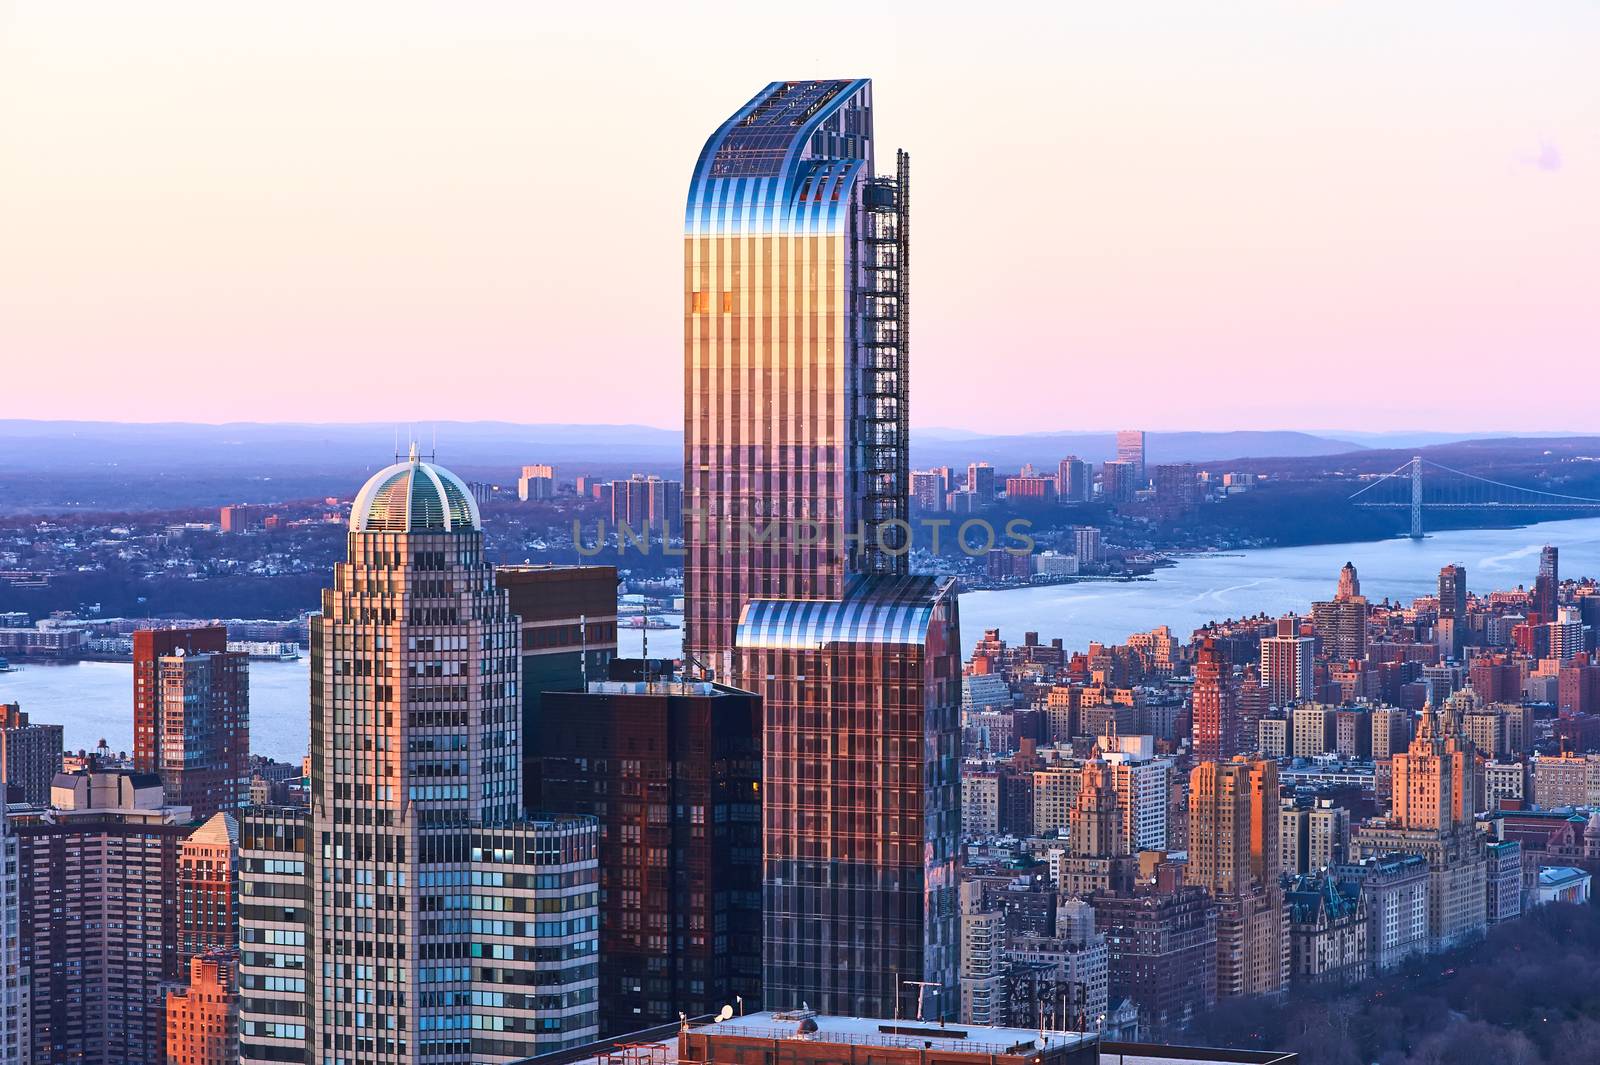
[716,1005,735,1023]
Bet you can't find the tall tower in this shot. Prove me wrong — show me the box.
[1191,637,1236,762]
[307,450,599,1063]
[1534,545,1560,624]
[133,625,249,818]
[684,79,911,680]
[1438,564,1467,620]
[1188,758,1286,998]
[1391,704,1474,831]
[1259,617,1314,709]
[1335,561,1360,601]
[738,575,960,1019]
[1115,429,1147,484]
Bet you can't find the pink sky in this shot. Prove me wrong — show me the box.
[2,2,1596,433]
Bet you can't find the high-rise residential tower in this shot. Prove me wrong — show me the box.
[1115,430,1147,483]
[1191,637,1236,762]
[1056,456,1092,503]
[15,770,194,1064]
[133,626,250,819]
[0,702,63,805]
[1438,564,1467,620]
[684,79,911,679]
[1534,544,1560,624]
[305,450,600,1063]
[738,574,960,1019]
[688,81,958,1020]
[1188,758,1287,998]
[1259,617,1314,708]
[1312,563,1368,661]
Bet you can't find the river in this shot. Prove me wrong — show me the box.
[6,516,1600,760]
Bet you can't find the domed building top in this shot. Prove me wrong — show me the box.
[350,445,480,533]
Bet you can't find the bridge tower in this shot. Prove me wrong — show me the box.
[1410,456,1424,539]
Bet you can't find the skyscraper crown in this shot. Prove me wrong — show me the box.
[349,445,480,533]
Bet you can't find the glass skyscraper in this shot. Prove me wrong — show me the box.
[687,81,959,1019]
[738,574,960,1019]
[684,79,911,680]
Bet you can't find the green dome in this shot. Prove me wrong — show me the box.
[350,448,479,533]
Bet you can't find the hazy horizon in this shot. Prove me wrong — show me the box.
[0,416,1591,440]
[4,2,1596,431]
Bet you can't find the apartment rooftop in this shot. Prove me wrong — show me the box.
[510,1013,1297,1065]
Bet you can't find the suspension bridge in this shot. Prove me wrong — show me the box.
[1347,456,1600,539]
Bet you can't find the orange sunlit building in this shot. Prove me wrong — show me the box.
[166,950,238,1065]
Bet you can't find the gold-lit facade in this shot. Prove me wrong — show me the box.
[737,574,960,1019]
[684,79,909,680]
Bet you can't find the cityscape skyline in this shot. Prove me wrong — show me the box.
[4,2,1597,432]
[5,16,1600,1063]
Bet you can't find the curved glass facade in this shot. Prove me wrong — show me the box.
[684,80,909,680]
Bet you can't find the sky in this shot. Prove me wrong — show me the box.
[2,2,1596,434]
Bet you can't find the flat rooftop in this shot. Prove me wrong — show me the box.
[510,1017,1298,1065]
[707,1011,1094,1055]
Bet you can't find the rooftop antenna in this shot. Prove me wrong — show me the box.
[431,423,437,462]
[904,980,939,1023]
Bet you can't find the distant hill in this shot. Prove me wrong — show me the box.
[0,420,1362,478]
[908,429,1365,470]
[8,420,1592,514]
[0,420,683,478]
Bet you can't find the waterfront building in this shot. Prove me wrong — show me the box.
[1071,526,1103,564]
[133,625,250,819]
[1312,564,1367,661]
[1533,545,1559,624]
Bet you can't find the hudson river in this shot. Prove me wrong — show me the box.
[6,516,1600,761]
